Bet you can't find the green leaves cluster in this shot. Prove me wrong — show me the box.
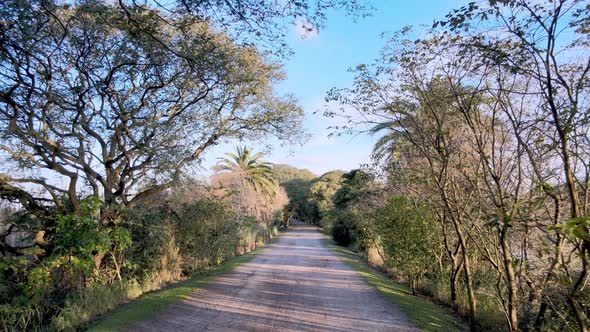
[53,198,111,275]
[0,197,131,329]
[372,197,439,287]
[174,199,238,273]
[549,216,590,242]
[308,170,346,220]
[272,164,317,223]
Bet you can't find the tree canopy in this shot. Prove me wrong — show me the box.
[0,1,303,219]
[324,1,590,330]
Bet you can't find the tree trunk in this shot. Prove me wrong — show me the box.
[568,244,589,332]
[450,258,463,305]
[445,212,478,330]
[561,144,589,332]
[462,246,478,331]
[111,253,122,282]
[442,194,477,329]
[500,226,518,331]
[534,302,547,331]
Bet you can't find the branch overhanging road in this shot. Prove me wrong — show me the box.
[128,222,418,331]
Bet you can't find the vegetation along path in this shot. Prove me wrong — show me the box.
[127,223,417,331]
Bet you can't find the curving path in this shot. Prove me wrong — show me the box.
[127,223,418,331]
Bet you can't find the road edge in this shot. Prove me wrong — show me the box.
[322,237,468,332]
[86,234,282,332]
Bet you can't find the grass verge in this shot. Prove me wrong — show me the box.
[87,242,275,331]
[325,239,468,332]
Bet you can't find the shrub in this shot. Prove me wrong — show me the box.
[0,189,282,331]
[122,207,183,281]
[175,199,238,274]
[331,214,353,246]
[374,196,440,294]
[237,216,259,254]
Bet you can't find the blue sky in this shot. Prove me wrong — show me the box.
[200,1,462,177]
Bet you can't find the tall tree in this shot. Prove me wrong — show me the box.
[326,1,590,329]
[436,2,590,329]
[0,1,303,222]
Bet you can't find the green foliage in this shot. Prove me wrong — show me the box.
[272,164,316,183]
[271,166,345,225]
[237,216,261,253]
[325,169,375,248]
[0,197,124,330]
[52,197,111,275]
[308,170,345,222]
[273,164,317,222]
[549,216,590,241]
[175,200,238,273]
[331,213,354,246]
[373,196,440,290]
[214,147,279,197]
[332,169,373,211]
[121,208,180,280]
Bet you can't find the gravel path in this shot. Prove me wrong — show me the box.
[127,223,418,331]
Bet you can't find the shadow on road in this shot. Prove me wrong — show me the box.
[128,225,417,332]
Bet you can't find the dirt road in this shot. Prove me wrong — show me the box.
[128,224,418,331]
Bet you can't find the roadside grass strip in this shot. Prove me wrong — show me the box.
[326,240,468,332]
[87,244,274,331]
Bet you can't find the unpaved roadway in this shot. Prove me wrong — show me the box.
[128,224,418,331]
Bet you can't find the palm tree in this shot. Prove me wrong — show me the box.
[213,146,278,198]
[369,100,416,164]
[370,120,402,163]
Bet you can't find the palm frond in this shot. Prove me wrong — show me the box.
[213,146,279,198]
[369,121,397,135]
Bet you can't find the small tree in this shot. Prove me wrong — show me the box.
[375,196,439,295]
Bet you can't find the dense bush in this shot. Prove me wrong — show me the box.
[366,196,440,294]
[0,198,127,330]
[122,207,182,282]
[175,200,238,273]
[331,214,354,246]
[0,194,281,331]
